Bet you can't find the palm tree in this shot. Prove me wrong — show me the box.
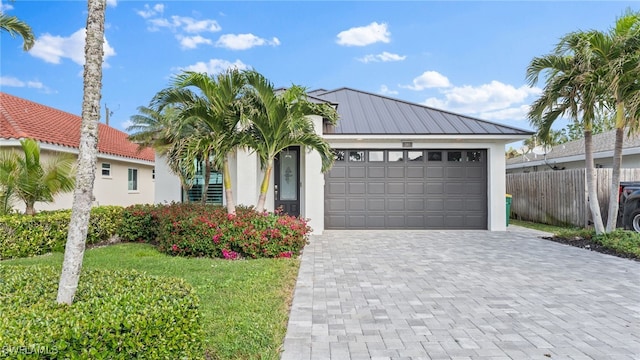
[593,11,640,232]
[151,69,247,214]
[58,0,106,305]
[242,71,338,212]
[127,105,196,202]
[0,9,35,51]
[0,138,75,215]
[527,32,606,234]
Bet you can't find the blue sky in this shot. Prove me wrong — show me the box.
[1,1,637,136]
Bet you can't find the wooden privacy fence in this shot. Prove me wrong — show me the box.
[506,168,640,227]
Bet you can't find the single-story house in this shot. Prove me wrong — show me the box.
[506,129,640,174]
[0,92,155,212]
[155,87,531,233]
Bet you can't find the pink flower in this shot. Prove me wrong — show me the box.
[222,249,239,260]
[171,244,179,252]
[213,234,221,244]
[227,213,236,220]
[279,251,293,258]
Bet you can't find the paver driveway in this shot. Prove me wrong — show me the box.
[281,227,640,360]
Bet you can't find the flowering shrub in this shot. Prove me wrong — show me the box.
[120,203,311,259]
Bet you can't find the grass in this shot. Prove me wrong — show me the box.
[510,219,573,233]
[511,218,640,260]
[4,243,300,360]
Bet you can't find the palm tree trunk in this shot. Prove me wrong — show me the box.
[57,0,105,305]
[25,202,35,215]
[584,130,605,235]
[606,124,625,232]
[201,157,211,205]
[256,159,273,212]
[223,157,236,215]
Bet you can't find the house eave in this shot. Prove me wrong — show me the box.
[506,146,640,170]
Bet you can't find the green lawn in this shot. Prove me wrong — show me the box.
[4,243,300,360]
[510,219,573,233]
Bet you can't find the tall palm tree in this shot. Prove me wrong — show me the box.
[0,138,75,215]
[242,71,338,212]
[58,0,106,305]
[593,11,640,232]
[527,32,606,234]
[0,9,35,51]
[127,105,196,202]
[152,69,246,214]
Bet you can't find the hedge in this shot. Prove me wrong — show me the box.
[120,203,311,259]
[0,265,204,359]
[0,206,123,260]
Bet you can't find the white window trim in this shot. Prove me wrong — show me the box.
[101,162,112,178]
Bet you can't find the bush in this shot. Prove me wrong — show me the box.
[0,206,124,260]
[594,229,640,258]
[0,265,204,359]
[121,203,311,259]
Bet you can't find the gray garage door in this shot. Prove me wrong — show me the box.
[325,149,487,229]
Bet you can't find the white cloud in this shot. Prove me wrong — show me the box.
[179,59,249,75]
[403,71,451,90]
[378,85,398,96]
[336,22,390,47]
[1,76,52,92]
[177,35,212,49]
[145,15,220,33]
[1,0,14,12]
[422,79,542,121]
[136,4,164,19]
[216,34,280,50]
[106,0,117,7]
[358,51,406,63]
[29,29,116,66]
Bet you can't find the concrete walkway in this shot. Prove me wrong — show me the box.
[281,227,640,360]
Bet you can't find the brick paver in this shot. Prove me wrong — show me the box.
[281,227,640,360]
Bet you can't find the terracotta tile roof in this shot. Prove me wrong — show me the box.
[0,92,154,162]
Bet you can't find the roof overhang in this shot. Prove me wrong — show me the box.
[323,133,531,143]
[506,146,640,169]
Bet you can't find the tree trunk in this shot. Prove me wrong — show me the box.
[57,0,105,305]
[25,202,35,215]
[606,125,625,232]
[223,157,235,215]
[256,159,273,212]
[201,157,211,205]
[584,130,605,235]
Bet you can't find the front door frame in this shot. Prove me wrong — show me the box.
[274,146,301,216]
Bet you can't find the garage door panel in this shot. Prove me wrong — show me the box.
[388,198,405,211]
[368,182,385,194]
[326,198,346,211]
[327,182,346,195]
[386,215,405,227]
[367,215,386,227]
[349,167,366,178]
[368,166,385,178]
[368,198,385,211]
[387,182,405,194]
[348,182,366,194]
[348,198,366,211]
[325,149,487,230]
[387,167,405,178]
[407,167,424,178]
[328,166,346,178]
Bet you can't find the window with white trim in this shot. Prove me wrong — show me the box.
[128,168,138,191]
[101,163,111,177]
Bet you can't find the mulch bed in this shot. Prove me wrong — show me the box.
[542,235,640,262]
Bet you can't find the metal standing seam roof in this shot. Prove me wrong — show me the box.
[311,87,532,136]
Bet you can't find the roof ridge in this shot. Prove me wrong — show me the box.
[316,87,533,134]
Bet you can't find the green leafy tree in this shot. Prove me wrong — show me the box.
[58,0,106,305]
[0,138,75,215]
[0,1,35,51]
[527,31,606,234]
[151,69,247,214]
[242,71,339,212]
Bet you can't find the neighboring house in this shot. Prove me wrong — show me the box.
[0,92,155,212]
[506,129,640,174]
[155,87,531,233]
